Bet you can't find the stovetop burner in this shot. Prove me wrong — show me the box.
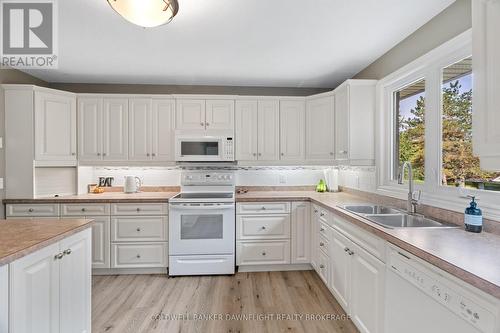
[172,192,234,199]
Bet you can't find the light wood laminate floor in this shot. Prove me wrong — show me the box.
[92,270,359,333]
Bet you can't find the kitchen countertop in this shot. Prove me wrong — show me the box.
[3,190,500,299]
[237,191,500,300]
[0,218,94,266]
[3,192,178,204]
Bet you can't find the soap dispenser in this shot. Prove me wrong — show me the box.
[464,196,482,233]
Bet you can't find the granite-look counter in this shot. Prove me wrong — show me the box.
[236,191,500,299]
[3,192,178,204]
[0,218,93,266]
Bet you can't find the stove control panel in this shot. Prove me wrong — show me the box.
[181,171,234,186]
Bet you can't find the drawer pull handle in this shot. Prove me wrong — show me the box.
[261,226,266,230]
[261,207,266,210]
[28,208,34,212]
[136,227,141,232]
[261,252,266,256]
[136,254,141,259]
[319,242,324,247]
[319,264,324,269]
[314,209,318,213]
[54,253,64,260]
[63,249,72,256]
[136,208,141,212]
[200,122,205,127]
[344,247,349,252]
[81,208,86,212]
[348,250,355,256]
[320,212,325,217]
[320,228,325,232]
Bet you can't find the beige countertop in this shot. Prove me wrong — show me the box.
[0,218,94,266]
[3,192,178,204]
[237,191,500,299]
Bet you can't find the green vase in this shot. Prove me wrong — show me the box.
[316,179,327,192]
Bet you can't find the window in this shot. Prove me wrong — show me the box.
[441,57,500,191]
[394,79,426,183]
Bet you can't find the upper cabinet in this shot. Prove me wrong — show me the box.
[78,97,129,162]
[258,100,280,161]
[334,80,376,165]
[151,99,176,161]
[34,91,77,163]
[306,95,335,161]
[176,99,234,131]
[280,100,306,161]
[472,0,500,171]
[235,100,258,160]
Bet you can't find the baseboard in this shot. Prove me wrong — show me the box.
[92,267,168,275]
[237,263,313,272]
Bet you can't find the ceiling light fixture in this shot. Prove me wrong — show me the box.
[107,0,179,28]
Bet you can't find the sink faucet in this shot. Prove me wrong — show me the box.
[398,161,421,214]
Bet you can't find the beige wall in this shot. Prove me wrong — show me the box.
[354,0,471,80]
[0,69,48,216]
[49,83,329,96]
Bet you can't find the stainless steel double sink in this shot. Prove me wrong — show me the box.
[341,205,456,229]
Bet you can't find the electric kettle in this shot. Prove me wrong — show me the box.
[124,176,141,193]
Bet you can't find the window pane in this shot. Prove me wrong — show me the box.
[441,57,500,191]
[394,79,426,183]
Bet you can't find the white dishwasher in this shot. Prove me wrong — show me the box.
[385,245,499,333]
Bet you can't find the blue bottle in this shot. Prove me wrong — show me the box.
[464,196,482,233]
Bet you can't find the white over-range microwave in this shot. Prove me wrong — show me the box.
[175,131,235,162]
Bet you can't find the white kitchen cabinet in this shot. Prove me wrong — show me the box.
[152,99,175,161]
[306,95,335,160]
[472,0,500,170]
[291,202,310,264]
[90,216,111,269]
[103,98,129,161]
[237,215,290,240]
[258,99,280,161]
[349,241,385,333]
[78,97,103,161]
[34,91,77,163]
[236,240,291,265]
[329,227,351,311]
[129,98,152,161]
[9,228,92,333]
[59,230,92,333]
[0,265,8,333]
[334,80,376,164]
[310,205,320,270]
[206,100,235,130]
[280,100,306,160]
[235,100,258,160]
[176,99,206,130]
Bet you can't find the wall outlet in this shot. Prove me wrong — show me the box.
[279,175,286,184]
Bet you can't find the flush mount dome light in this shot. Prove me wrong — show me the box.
[107,0,179,28]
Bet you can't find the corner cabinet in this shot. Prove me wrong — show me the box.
[333,80,376,165]
[9,228,91,333]
[472,0,500,171]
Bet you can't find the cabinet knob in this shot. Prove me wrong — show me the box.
[261,252,266,256]
[136,208,141,212]
[63,249,72,255]
[253,153,257,157]
[261,206,266,210]
[348,250,355,256]
[147,153,150,157]
[261,226,266,230]
[320,212,325,217]
[28,208,34,212]
[281,153,284,156]
[200,122,204,127]
[344,247,349,252]
[97,153,101,156]
[103,153,107,156]
[314,209,318,213]
[152,153,156,157]
[330,152,334,156]
[258,153,262,156]
[339,150,347,154]
[81,208,86,212]
[206,122,210,126]
[320,228,325,232]
[319,242,324,247]
[319,264,324,269]
[136,254,141,259]
[136,227,141,232]
[71,152,76,156]
[54,253,64,260]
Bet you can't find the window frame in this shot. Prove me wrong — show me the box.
[376,29,500,221]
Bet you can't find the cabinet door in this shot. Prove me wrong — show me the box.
[176,99,206,130]
[350,242,385,333]
[9,242,60,333]
[34,91,76,162]
[306,96,335,160]
[0,265,7,333]
[235,100,258,161]
[152,99,175,161]
[103,98,129,161]
[291,202,311,264]
[310,208,319,270]
[335,85,349,160]
[257,100,280,160]
[59,229,91,333]
[78,97,103,161]
[90,216,110,269]
[206,100,235,130]
[329,228,351,312]
[129,98,152,161]
[472,0,500,170]
[280,100,305,160]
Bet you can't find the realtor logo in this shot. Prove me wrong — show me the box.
[0,0,58,68]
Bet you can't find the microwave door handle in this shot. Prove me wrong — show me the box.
[169,204,234,210]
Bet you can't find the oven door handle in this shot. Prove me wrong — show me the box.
[169,204,234,210]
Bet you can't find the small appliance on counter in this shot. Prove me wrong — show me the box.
[124,176,141,193]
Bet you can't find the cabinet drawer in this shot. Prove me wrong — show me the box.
[111,243,168,268]
[61,203,110,216]
[318,221,330,239]
[111,203,168,216]
[111,216,168,242]
[318,233,330,255]
[236,240,290,265]
[6,204,59,217]
[317,247,330,285]
[237,202,290,214]
[237,215,290,240]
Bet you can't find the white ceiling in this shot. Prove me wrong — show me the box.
[24,0,455,88]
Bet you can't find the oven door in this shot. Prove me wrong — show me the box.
[169,203,235,255]
[175,137,223,162]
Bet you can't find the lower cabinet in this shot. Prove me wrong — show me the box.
[9,228,91,333]
[0,265,7,333]
[90,216,111,269]
[291,202,311,264]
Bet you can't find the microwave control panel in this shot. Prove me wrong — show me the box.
[223,137,234,161]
